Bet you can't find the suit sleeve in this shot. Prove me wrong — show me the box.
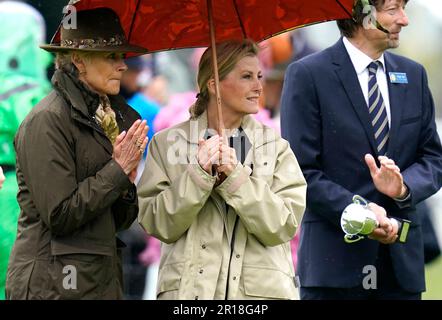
[401,66,442,206]
[280,61,354,226]
[16,110,133,236]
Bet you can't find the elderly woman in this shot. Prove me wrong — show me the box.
[6,8,149,300]
[138,39,307,300]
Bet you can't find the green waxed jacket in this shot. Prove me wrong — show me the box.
[0,2,52,300]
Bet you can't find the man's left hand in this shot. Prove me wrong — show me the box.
[0,166,5,190]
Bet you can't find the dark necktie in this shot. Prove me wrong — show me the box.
[368,61,389,156]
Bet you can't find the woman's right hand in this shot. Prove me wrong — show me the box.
[113,119,149,176]
[197,135,220,175]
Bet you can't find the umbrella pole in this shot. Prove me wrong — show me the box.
[207,0,224,134]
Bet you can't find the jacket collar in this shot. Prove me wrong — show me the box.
[331,38,405,158]
[185,110,276,149]
[52,70,135,129]
[342,36,386,74]
[52,69,97,120]
[51,69,139,155]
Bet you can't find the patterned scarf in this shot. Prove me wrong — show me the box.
[60,70,120,144]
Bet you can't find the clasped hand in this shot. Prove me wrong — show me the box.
[197,134,238,178]
[113,119,149,183]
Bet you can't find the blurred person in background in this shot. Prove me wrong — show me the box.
[122,56,160,144]
[418,202,441,264]
[138,39,306,300]
[154,49,199,95]
[0,0,52,300]
[118,56,161,299]
[260,30,319,271]
[6,7,149,300]
[138,234,161,300]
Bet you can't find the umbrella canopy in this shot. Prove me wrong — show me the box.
[52,0,354,131]
[56,0,354,53]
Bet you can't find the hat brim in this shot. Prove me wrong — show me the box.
[39,43,148,56]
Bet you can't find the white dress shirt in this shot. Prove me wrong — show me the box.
[342,37,391,127]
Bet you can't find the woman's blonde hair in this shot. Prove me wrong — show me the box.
[190,39,260,119]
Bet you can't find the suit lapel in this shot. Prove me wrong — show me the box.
[332,40,378,154]
[384,53,405,158]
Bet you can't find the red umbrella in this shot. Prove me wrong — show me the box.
[54,0,354,131]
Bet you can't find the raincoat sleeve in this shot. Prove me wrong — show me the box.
[15,109,133,236]
[215,139,306,246]
[137,135,217,243]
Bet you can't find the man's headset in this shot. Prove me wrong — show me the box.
[355,0,390,33]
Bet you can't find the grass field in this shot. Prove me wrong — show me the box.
[423,256,442,300]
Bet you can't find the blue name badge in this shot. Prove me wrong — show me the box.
[389,72,408,84]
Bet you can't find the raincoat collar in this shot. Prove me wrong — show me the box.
[189,109,276,149]
[52,69,98,120]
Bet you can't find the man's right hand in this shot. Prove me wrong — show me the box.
[367,202,398,244]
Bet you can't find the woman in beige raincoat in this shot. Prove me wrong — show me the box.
[138,39,306,300]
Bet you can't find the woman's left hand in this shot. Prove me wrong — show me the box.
[217,140,238,177]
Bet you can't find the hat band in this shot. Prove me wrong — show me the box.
[60,34,126,50]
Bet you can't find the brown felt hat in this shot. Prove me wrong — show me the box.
[40,7,148,56]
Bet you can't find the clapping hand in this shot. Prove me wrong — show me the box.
[113,119,149,183]
[365,154,408,199]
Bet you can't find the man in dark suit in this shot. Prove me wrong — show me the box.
[280,0,442,299]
